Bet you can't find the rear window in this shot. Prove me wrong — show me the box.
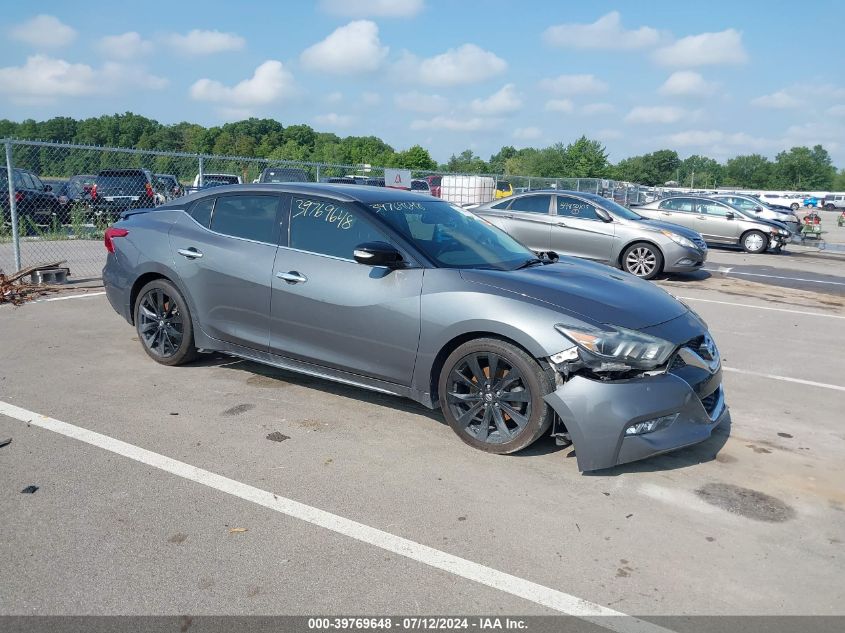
[97,170,149,190]
[261,168,309,183]
[205,174,240,185]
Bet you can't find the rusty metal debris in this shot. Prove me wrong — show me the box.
[0,261,67,305]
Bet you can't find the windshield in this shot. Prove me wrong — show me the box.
[368,200,535,270]
[579,192,643,220]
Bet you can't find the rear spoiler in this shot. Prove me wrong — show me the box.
[119,207,158,220]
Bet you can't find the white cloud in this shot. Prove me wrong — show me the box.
[751,90,802,109]
[653,29,748,67]
[665,129,773,151]
[410,116,499,132]
[416,44,507,86]
[190,60,296,108]
[394,91,449,113]
[545,99,574,113]
[314,113,355,128]
[11,15,76,48]
[597,129,623,140]
[0,55,166,104]
[539,74,608,95]
[470,84,522,115]
[361,91,381,105]
[659,71,715,97]
[581,102,615,115]
[98,32,153,59]
[625,105,688,124]
[319,0,424,17]
[828,104,845,117]
[325,91,343,103]
[166,29,245,55]
[513,127,542,140]
[543,11,659,50]
[300,20,388,74]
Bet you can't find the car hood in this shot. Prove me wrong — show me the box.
[460,258,688,331]
[633,218,703,240]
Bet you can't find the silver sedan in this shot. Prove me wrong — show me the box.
[474,190,707,279]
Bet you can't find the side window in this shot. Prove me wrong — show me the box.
[698,202,732,217]
[189,197,215,228]
[30,175,45,191]
[508,195,551,214]
[289,197,385,260]
[557,196,600,220]
[209,195,279,242]
[489,199,511,210]
[18,172,35,190]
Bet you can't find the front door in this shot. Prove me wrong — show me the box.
[551,195,615,262]
[269,195,423,385]
[169,193,282,351]
[694,200,741,243]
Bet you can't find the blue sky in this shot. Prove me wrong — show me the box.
[1,0,844,165]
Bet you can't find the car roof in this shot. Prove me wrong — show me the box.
[161,182,437,207]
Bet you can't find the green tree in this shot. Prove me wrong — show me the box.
[563,136,610,178]
[832,169,845,191]
[443,150,489,173]
[614,150,680,186]
[392,144,437,170]
[678,154,723,189]
[774,145,835,189]
[722,154,773,188]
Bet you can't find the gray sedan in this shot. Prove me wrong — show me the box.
[103,183,726,472]
[636,195,791,253]
[474,191,707,280]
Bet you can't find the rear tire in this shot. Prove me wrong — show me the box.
[438,338,555,454]
[741,230,768,254]
[791,203,800,211]
[621,242,663,280]
[134,279,199,366]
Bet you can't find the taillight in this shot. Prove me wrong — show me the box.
[104,227,129,253]
[90,184,98,199]
[15,191,24,203]
[145,182,154,197]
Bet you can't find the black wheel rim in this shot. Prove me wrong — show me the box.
[446,352,532,444]
[138,288,184,358]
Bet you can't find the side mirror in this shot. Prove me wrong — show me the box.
[353,241,404,268]
[725,212,735,220]
[754,206,763,212]
[596,208,612,223]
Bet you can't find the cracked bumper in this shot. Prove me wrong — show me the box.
[544,370,726,472]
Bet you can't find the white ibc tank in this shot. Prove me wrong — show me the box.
[440,175,495,205]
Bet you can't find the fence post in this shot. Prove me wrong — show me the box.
[4,140,21,271]
[315,164,320,183]
[198,155,204,187]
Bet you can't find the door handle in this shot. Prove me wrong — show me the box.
[660,212,671,216]
[177,248,203,259]
[276,271,308,284]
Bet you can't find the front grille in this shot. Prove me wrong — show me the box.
[669,354,686,370]
[692,237,707,250]
[700,387,722,419]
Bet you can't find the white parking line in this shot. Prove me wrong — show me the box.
[722,367,845,392]
[703,268,845,286]
[0,399,672,633]
[40,291,106,302]
[677,296,845,320]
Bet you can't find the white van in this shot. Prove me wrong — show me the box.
[192,173,242,187]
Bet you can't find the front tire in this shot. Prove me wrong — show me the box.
[622,242,663,279]
[791,203,800,211]
[741,230,768,254]
[438,338,555,454]
[134,279,199,366]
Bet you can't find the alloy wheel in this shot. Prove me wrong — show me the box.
[446,352,532,444]
[744,233,765,252]
[137,288,184,358]
[625,246,657,277]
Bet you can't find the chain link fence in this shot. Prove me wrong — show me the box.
[1,138,651,280]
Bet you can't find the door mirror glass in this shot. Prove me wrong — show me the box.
[725,211,735,220]
[595,208,612,222]
[353,241,404,267]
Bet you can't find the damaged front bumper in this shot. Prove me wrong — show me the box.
[544,369,726,472]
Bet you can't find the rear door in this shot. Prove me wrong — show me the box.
[269,195,423,385]
[169,193,282,351]
[486,194,552,253]
[551,195,615,262]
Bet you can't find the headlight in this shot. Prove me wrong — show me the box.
[778,229,789,236]
[659,230,696,249]
[555,323,675,370]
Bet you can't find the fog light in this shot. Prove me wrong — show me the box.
[624,414,678,436]
[677,258,693,266]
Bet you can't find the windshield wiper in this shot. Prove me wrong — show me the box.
[515,257,544,270]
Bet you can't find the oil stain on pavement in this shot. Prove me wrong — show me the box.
[696,483,795,522]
